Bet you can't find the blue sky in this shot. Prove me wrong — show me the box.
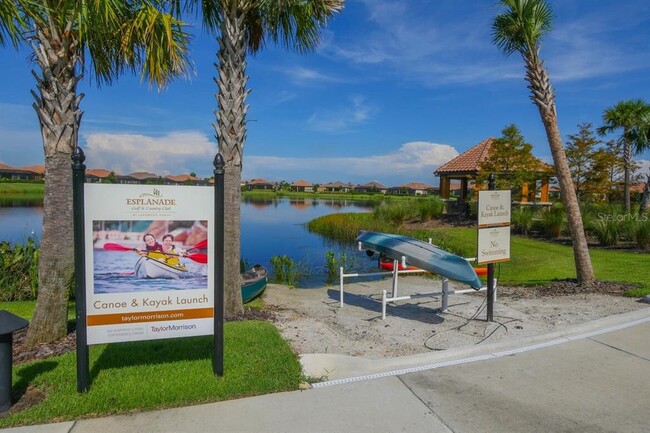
[1,0,649,186]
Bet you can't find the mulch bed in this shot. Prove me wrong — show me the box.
[500,279,637,299]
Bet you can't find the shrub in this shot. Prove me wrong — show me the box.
[415,197,445,221]
[511,206,536,235]
[588,216,620,247]
[373,201,411,225]
[631,218,650,250]
[540,205,565,238]
[0,237,39,301]
[269,255,307,288]
[324,251,355,284]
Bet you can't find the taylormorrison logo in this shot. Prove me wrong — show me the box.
[150,324,197,333]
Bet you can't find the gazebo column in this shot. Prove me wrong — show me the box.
[460,178,468,201]
[439,176,451,199]
[541,177,549,202]
[520,183,529,203]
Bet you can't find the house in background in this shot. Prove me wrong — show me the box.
[164,174,209,186]
[291,180,314,192]
[86,168,113,183]
[119,171,160,184]
[0,164,43,181]
[434,137,552,203]
[319,181,354,192]
[245,178,274,190]
[355,181,387,194]
[387,182,435,196]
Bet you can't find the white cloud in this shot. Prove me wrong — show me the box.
[277,66,347,86]
[636,159,650,177]
[243,141,459,185]
[79,126,460,186]
[84,131,216,176]
[307,95,374,131]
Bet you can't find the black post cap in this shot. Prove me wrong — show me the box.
[0,311,29,336]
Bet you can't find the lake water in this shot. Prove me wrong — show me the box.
[0,197,376,286]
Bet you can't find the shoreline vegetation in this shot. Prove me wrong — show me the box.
[307,212,650,297]
[0,181,434,202]
[0,182,44,202]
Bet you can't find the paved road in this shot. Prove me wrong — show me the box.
[3,310,649,433]
[399,321,650,433]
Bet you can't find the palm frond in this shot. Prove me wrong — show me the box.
[0,0,30,46]
[492,0,552,57]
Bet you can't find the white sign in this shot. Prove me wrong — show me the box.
[83,184,214,344]
[478,190,511,227]
[477,226,511,264]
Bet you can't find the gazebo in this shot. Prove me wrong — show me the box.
[434,138,552,203]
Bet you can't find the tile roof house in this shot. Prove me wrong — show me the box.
[319,181,354,192]
[291,180,314,192]
[355,181,387,194]
[245,178,274,190]
[434,137,553,203]
[387,182,435,196]
[0,164,42,181]
[19,165,45,176]
[164,174,209,186]
[119,171,160,184]
[86,168,113,183]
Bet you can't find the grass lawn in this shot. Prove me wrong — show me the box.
[0,182,44,197]
[309,213,650,296]
[0,303,302,428]
[438,227,650,294]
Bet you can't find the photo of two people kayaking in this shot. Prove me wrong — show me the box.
[92,219,208,294]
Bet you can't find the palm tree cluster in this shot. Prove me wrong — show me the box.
[598,99,650,212]
[1,0,646,345]
[1,0,343,345]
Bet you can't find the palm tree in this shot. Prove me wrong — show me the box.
[597,99,650,212]
[182,0,343,315]
[492,0,595,284]
[2,0,190,345]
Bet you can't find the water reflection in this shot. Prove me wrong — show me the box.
[1,196,379,286]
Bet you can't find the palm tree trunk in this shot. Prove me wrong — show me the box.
[28,153,75,344]
[623,142,632,213]
[640,174,650,214]
[26,28,82,345]
[214,5,248,315]
[525,57,595,284]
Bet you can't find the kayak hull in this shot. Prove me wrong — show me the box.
[135,256,188,279]
[356,231,483,289]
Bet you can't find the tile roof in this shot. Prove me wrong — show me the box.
[125,171,159,180]
[435,137,554,175]
[359,181,387,189]
[396,182,435,190]
[291,179,313,187]
[631,182,647,194]
[165,174,198,182]
[435,138,494,175]
[247,178,273,185]
[86,169,112,178]
[19,165,45,174]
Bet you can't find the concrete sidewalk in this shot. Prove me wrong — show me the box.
[3,308,649,433]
